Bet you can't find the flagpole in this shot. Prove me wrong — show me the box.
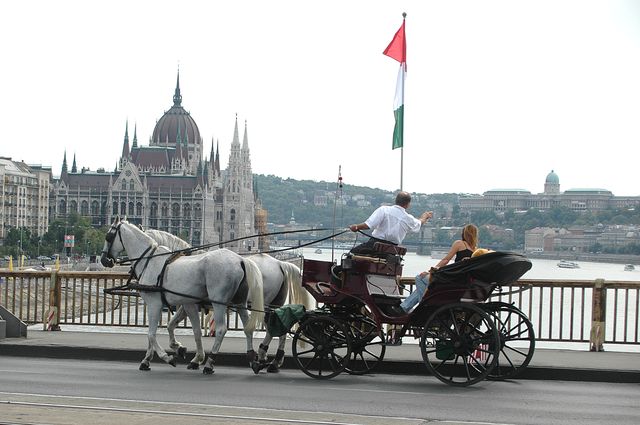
[400,147,403,191]
[400,12,406,191]
[384,12,407,191]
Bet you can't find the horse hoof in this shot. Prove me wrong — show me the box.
[168,356,177,367]
[267,364,280,373]
[187,362,199,370]
[139,363,150,371]
[177,346,187,359]
[203,367,214,375]
[251,361,262,374]
[246,349,258,363]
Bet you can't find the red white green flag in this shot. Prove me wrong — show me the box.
[383,17,406,150]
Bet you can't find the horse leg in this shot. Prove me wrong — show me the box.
[204,309,216,337]
[140,337,155,371]
[183,304,205,370]
[250,331,274,374]
[237,306,260,373]
[139,295,160,371]
[168,305,188,360]
[202,308,228,375]
[142,294,176,370]
[257,332,273,364]
[267,334,287,373]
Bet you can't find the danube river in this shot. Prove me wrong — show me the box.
[301,247,640,282]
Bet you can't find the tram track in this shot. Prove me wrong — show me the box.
[0,392,426,425]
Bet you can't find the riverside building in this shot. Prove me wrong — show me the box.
[459,170,640,213]
[0,158,51,243]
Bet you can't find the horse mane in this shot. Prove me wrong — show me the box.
[146,229,191,251]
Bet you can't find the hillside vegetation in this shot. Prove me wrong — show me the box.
[255,174,640,252]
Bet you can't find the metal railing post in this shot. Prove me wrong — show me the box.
[45,270,62,331]
[590,278,606,351]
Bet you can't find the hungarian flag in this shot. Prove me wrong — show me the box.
[383,17,406,150]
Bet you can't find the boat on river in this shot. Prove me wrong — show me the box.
[624,264,635,271]
[557,260,580,269]
[314,248,322,254]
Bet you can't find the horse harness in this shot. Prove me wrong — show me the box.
[103,221,257,313]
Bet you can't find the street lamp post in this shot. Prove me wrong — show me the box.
[19,227,23,264]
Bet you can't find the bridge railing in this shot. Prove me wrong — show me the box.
[400,277,639,350]
[1,270,638,349]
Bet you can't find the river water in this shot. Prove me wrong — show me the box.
[300,247,640,282]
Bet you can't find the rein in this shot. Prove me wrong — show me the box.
[117,227,350,265]
[102,223,272,314]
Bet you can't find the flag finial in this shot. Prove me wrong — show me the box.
[402,12,406,18]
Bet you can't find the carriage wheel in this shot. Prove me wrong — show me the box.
[344,313,386,375]
[420,302,500,387]
[483,302,535,380]
[292,314,351,379]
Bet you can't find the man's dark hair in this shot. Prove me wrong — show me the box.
[395,191,411,207]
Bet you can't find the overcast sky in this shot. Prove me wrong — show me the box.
[2,1,639,196]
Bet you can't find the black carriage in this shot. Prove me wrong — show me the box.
[293,243,534,386]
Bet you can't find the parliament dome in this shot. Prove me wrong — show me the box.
[151,73,202,164]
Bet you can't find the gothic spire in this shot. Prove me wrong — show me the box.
[209,138,215,168]
[231,113,240,147]
[242,119,249,150]
[61,150,68,178]
[203,159,209,184]
[175,121,183,158]
[132,123,138,148]
[215,140,220,175]
[173,69,182,106]
[122,120,130,158]
[71,153,77,173]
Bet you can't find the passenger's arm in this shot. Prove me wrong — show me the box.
[434,241,461,269]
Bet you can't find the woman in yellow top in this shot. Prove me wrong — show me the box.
[399,224,479,313]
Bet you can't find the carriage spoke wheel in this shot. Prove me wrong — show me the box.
[483,302,535,380]
[292,315,351,379]
[344,314,386,375]
[420,303,500,387]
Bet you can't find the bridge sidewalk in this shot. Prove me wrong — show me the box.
[1,327,638,383]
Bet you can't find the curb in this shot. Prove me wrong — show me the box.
[1,343,638,383]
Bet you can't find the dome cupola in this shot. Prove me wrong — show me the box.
[545,170,559,184]
[544,170,560,194]
[151,71,203,172]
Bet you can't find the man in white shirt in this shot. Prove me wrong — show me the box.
[349,191,432,254]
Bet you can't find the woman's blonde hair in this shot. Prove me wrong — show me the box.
[461,224,479,249]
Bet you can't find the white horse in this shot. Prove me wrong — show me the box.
[100,217,264,374]
[144,229,314,372]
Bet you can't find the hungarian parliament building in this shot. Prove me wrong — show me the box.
[50,74,258,250]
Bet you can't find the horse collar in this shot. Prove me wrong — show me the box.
[131,245,157,281]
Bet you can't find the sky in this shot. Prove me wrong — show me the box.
[2,0,640,196]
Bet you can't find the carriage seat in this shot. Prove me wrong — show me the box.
[304,280,338,297]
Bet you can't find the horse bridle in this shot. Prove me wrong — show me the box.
[102,221,155,277]
[101,221,125,267]
[100,221,124,264]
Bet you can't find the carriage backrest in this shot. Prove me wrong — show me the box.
[372,242,407,256]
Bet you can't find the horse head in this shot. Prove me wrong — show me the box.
[101,216,123,268]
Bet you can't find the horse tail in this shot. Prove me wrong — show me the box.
[242,258,264,332]
[282,261,314,310]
